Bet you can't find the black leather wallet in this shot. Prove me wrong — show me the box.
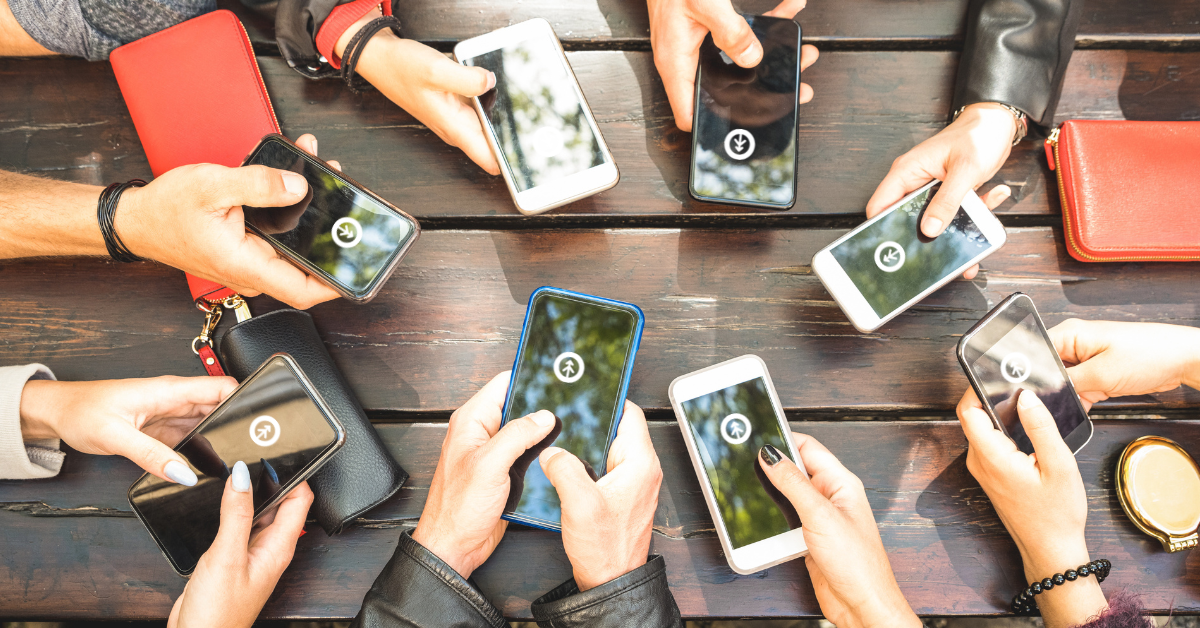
[218,308,407,535]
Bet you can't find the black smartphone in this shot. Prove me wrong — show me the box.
[689,15,801,209]
[128,354,345,575]
[957,293,1093,455]
[501,287,644,531]
[241,134,420,303]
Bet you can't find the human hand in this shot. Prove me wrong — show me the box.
[19,375,237,485]
[957,389,1108,627]
[169,462,313,628]
[339,11,500,175]
[1049,319,1200,409]
[867,102,1018,254]
[411,372,559,578]
[116,134,341,309]
[647,0,816,131]
[538,401,662,591]
[757,433,920,628]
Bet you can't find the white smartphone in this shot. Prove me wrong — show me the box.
[812,181,1007,332]
[454,18,620,215]
[668,355,808,575]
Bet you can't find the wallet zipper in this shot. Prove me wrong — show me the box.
[1045,126,1198,262]
[236,21,281,133]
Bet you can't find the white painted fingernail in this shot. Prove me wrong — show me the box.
[281,171,307,197]
[232,461,251,493]
[165,460,197,486]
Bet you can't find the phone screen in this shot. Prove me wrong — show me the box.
[463,32,608,192]
[966,301,1089,455]
[680,376,800,549]
[503,290,642,527]
[830,184,993,317]
[242,137,417,298]
[128,357,342,574]
[691,16,800,207]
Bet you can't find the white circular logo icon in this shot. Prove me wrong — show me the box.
[249,415,281,447]
[332,217,363,249]
[1000,352,1032,384]
[874,241,906,272]
[532,126,565,158]
[553,352,585,384]
[723,129,756,161]
[720,413,752,445]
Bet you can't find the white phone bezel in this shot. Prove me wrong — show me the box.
[453,18,619,215]
[668,355,809,575]
[811,181,1008,332]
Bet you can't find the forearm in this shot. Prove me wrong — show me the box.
[1020,543,1109,628]
[953,0,1083,132]
[0,0,53,55]
[0,170,106,259]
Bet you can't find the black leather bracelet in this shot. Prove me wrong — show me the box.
[341,16,402,93]
[96,179,147,263]
[1011,559,1111,615]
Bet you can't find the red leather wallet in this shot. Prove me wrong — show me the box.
[1046,120,1200,262]
[111,10,282,307]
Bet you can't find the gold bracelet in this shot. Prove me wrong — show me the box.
[952,103,1028,145]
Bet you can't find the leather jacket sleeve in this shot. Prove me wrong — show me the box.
[350,531,509,628]
[530,556,683,628]
[248,0,367,78]
[951,0,1084,134]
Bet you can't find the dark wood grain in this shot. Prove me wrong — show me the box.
[2,420,1197,619]
[3,51,1198,223]
[2,227,1198,415]
[222,0,1200,50]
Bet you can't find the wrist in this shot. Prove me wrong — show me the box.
[573,557,647,592]
[110,185,155,262]
[1179,327,1200,391]
[19,379,62,440]
[411,522,474,579]
[958,102,1024,144]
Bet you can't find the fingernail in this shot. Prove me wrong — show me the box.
[281,171,307,197]
[232,460,251,493]
[530,410,555,428]
[165,460,197,487]
[1018,390,1042,409]
[760,444,782,466]
[739,40,762,66]
[923,216,944,237]
[997,185,1012,199]
[486,71,496,90]
[311,138,318,155]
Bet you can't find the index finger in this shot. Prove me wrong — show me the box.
[248,482,314,573]
[955,388,1014,461]
[228,234,341,309]
[451,371,512,436]
[865,160,935,218]
[606,401,654,472]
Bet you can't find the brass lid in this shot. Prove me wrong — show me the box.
[1116,436,1200,552]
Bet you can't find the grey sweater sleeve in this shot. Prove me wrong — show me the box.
[0,364,64,480]
[8,0,215,60]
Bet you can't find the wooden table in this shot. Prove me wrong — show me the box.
[2,0,1199,620]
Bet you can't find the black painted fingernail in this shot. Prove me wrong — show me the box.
[760,444,782,466]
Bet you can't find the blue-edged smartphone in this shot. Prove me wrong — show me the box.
[500,287,645,531]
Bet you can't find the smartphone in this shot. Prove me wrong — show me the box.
[811,181,1007,332]
[454,18,620,215]
[500,287,644,530]
[128,354,345,575]
[669,355,807,574]
[957,292,1094,455]
[689,15,801,209]
[241,134,420,303]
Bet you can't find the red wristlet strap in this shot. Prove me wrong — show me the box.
[316,0,390,70]
[186,273,232,376]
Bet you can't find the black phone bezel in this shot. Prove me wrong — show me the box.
[688,15,801,210]
[240,134,421,303]
[126,354,345,576]
[956,292,1093,455]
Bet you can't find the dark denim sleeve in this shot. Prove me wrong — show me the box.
[952,0,1084,134]
[530,556,684,628]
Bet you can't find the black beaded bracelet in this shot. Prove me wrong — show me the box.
[341,16,402,93]
[96,179,147,263]
[1011,559,1111,615]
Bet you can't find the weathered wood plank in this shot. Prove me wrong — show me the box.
[2,227,1198,415]
[1,420,1196,619]
[3,50,1197,222]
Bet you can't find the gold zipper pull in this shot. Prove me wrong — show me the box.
[222,295,253,323]
[1045,126,1061,171]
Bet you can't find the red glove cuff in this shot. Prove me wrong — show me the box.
[315,0,389,70]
